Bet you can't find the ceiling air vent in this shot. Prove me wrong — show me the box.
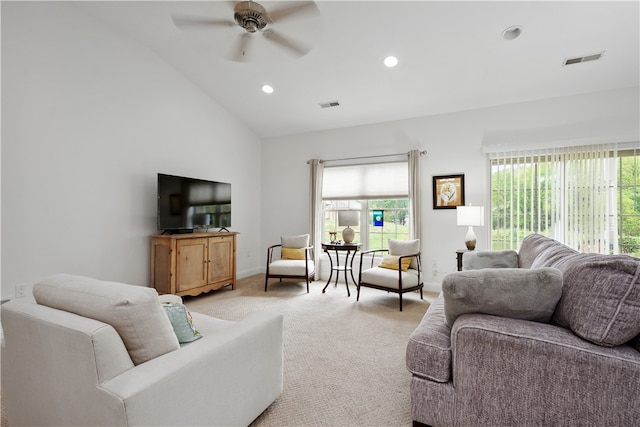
[320,100,340,109]
[563,51,604,66]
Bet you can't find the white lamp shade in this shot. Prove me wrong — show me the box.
[456,206,485,227]
[338,211,359,227]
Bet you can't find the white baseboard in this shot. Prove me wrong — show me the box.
[237,267,265,279]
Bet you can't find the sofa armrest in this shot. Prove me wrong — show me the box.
[101,311,283,427]
[2,301,134,426]
[450,314,640,426]
[406,294,452,383]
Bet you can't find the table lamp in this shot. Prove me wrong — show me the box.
[456,205,484,250]
[338,211,359,244]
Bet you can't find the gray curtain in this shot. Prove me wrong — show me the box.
[408,149,421,241]
[309,159,324,268]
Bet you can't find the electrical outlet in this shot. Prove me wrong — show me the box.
[15,284,26,298]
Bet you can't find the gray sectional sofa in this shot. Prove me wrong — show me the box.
[407,234,640,426]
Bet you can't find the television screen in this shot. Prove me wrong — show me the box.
[157,173,231,232]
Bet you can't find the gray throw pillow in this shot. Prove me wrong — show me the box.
[518,233,578,269]
[551,253,640,347]
[442,267,563,327]
[462,250,518,270]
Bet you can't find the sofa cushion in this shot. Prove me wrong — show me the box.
[378,254,411,271]
[518,233,578,269]
[281,247,306,260]
[406,294,452,383]
[360,266,421,289]
[552,253,640,347]
[162,302,202,343]
[442,267,563,327]
[33,273,179,365]
[462,250,518,270]
[281,234,309,248]
[530,243,579,270]
[388,238,420,270]
[268,259,315,276]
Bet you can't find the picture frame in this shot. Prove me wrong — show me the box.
[433,174,465,209]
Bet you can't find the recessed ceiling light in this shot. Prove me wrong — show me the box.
[384,56,398,68]
[261,84,274,94]
[502,26,523,41]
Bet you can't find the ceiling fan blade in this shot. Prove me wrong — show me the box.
[172,14,234,30]
[268,1,318,23]
[226,33,253,62]
[262,29,310,57]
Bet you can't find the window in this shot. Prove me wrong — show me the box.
[490,144,639,257]
[323,199,409,250]
[322,162,409,250]
[619,149,640,256]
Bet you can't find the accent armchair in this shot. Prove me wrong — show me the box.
[265,234,315,293]
[357,239,424,311]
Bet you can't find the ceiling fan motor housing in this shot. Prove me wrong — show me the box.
[234,1,270,33]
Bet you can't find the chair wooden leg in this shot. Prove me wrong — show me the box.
[356,284,361,301]
[420,288,423,300]
[305,276,310,293]
[264,277,269,292]
[399,293,403,311]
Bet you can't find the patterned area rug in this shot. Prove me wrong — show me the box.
[184,274,437,427]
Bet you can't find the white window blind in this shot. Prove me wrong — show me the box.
[322,162,408,200]
[490,144,618,253]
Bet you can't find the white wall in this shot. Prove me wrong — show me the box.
[3,2,638,299]
[1,2,263,298]
[262,87,639,291]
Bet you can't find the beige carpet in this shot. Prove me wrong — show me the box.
[184,274,437,427]
[0,275,436,427]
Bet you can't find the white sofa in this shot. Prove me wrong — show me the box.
[1,274,283,426]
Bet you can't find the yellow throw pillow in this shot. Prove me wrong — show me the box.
[378,254,411,271]
[282,247,306,260]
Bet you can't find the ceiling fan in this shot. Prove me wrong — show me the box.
[172,1,319,62]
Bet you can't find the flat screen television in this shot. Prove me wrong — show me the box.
[157,173,231,233]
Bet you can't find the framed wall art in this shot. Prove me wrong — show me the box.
[433,174,465,209]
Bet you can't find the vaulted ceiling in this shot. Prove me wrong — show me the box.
[74,1,640,138]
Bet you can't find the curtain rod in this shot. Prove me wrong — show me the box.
[307,150,426,164]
